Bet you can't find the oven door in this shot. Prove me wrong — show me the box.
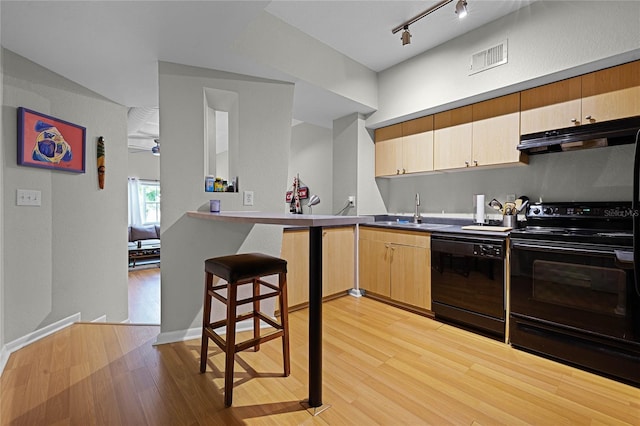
[510,239,640,344]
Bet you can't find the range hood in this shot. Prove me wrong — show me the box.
[518,116,640,155]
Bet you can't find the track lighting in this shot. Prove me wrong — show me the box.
[392,0,470,45]
[401,26,411,45]
[455,0,468,19]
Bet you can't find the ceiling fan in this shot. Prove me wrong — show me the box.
[128,135,160,156]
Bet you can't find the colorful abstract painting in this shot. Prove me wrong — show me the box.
[17,107,86,173]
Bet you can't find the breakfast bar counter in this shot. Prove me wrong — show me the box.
[187,210,373,414]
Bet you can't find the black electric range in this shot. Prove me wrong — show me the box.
[509,201,639,387]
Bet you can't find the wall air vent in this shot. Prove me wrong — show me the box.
[469,40,507,75]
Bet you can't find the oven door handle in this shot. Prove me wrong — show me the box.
[511,240,616,256]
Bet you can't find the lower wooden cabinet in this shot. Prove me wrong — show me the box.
[280,226,355,309]
[358,227,431,310]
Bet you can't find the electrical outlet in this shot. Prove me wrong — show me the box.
[243,191,254,206]
[348,195,355,207]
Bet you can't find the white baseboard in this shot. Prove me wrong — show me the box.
[91,315,107,323]
[153,319,266,346]
[0,312,81,376]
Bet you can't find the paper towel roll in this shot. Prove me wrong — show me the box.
[475,194,485,224]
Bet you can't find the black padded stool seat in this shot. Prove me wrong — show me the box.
[205,253,288,283]
[199,252,290,407]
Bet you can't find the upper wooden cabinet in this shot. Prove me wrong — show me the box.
[433,105,473,170]
[472,93,522,167]
[434,94,524,170]
[581,61,640,123]
[521,61,640,134]
[375,115,434,177]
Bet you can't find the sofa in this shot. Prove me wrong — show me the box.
[128,224,160,267]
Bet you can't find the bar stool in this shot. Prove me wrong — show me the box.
[199,252,290,407]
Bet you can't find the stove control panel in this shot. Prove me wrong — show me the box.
[527,202,634,219]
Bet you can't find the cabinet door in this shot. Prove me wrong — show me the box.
[322,227,355,297]
[358,239,391,297]
[520,77,582,134]
[375,124,403,176]
[402,132,433,173]
[434,106,473,170]
[402,115,434,174]
[390,244,430,309]
[280,229,309,308]
[472,93,522,166]
[581,61,640,123]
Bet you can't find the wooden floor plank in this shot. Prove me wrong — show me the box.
[2,296,639,425]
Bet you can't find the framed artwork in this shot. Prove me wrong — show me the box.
[17,107,86,173]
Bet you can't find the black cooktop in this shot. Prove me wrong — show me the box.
[510,202,633,247]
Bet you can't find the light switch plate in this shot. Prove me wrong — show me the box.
[243,191,254,206]
[17,189,42,206]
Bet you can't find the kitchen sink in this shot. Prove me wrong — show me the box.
[370,221,453,230]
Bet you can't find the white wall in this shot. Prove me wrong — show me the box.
[1,49,129,345]
[369,1,640,128]
[361,1,640,216]
[128,151,160,181]
[157,62,294,340]
[289,122,333,214]
[0,16,5,370]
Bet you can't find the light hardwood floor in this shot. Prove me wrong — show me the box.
[128,267,160,325]
[1,296,638,425]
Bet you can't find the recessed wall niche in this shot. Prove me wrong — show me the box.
[204,87,238,185]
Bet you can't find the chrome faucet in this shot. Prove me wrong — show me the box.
[413,193,422,223]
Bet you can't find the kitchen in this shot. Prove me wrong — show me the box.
[2,1,640,423]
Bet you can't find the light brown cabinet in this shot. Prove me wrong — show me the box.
[280,226,355,309]
[521,60,640,135]
[375,115,434,177]
[434,93,524,170]
[358,227,431,310]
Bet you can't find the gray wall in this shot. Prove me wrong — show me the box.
[157,62,294,340]
[289,122,333,215]
[1,49,129,344]
[128,151,160,181]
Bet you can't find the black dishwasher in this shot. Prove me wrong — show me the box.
[431,235,506,340]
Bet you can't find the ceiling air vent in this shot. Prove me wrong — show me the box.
[470,40,507,75]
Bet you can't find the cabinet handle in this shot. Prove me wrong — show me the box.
[465,161,470,167]
[396,169,400,175]
[571,118,579,124]
[473,160,478,166]
[322,231,327,237]
[402,168,406,174]
[585,115,593,121]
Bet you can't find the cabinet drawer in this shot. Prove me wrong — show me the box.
[360,227,430,248]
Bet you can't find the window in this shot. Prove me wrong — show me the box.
[139,180,160,224]
[129,178,160,226]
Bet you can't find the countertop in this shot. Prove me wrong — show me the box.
[361,216,512,238]
[186,210,374,227]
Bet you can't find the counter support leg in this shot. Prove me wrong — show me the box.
[302,226,330,415]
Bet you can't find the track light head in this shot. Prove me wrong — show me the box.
[455,0,468,19]
[401,25,411,46]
